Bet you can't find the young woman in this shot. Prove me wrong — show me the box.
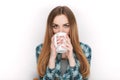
[35,6,91,80]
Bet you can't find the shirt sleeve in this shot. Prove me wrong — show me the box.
[35,44,56,80]
[80,42,92,65]
[69,62,83,80]
[68,42,92,80]
[80,42,92,80]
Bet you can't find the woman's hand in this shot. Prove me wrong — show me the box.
[48,36,57,69]
[62,35,76,67]
[50,36,57,59]
[62,35,73,58]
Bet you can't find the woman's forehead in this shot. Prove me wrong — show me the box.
[53,15,69,24]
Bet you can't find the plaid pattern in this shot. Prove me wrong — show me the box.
[36,42,91,80]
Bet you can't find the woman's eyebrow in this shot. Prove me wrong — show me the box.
[63,23,70,25]
[52,23,58,25]
[52,23,69,25]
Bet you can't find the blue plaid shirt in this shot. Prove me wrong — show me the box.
[36,42,92,80]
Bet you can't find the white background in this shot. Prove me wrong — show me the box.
[0,0,120,80]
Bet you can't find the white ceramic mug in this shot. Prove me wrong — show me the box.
[54,32,67,53]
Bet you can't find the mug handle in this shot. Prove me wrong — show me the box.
[54,35,57,48]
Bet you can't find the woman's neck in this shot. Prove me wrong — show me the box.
[62,53,67,59]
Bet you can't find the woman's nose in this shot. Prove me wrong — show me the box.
[59,27,64,32]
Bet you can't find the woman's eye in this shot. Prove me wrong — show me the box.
[52,25,58,29]
[64,24,70,28]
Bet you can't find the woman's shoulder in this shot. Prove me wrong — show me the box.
[35,43,43,62]
[80,42,92,64]
[36,43,43,54]
[80,42,91,52]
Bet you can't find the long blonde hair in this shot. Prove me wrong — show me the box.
[37,6,90,79]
